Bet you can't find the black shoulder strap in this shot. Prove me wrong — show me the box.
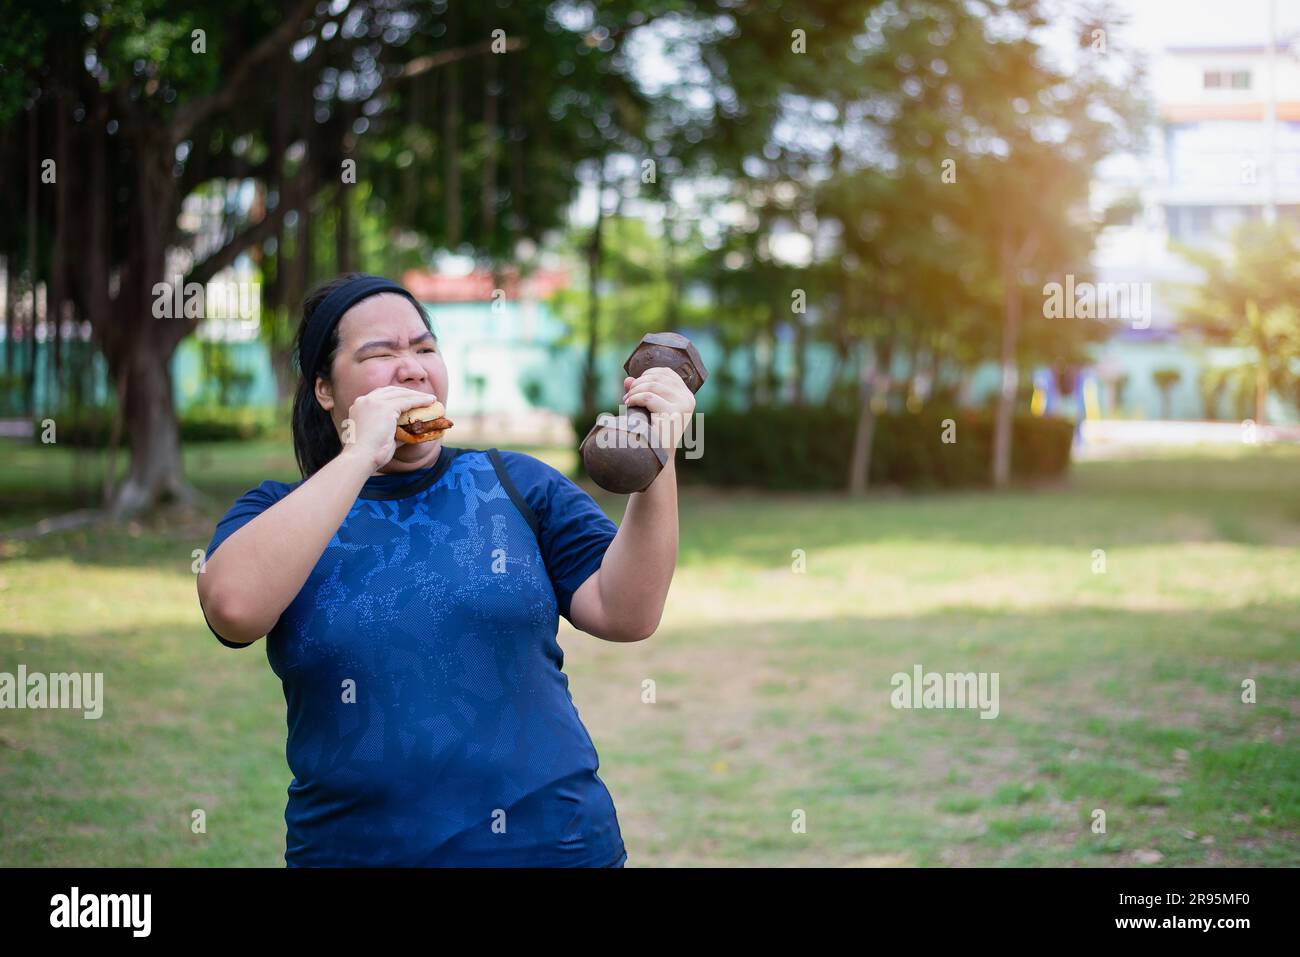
[487,448,541,541]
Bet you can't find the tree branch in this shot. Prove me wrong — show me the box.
[169,0,317,146]
[163,191,299,352]
[187,196,295,288]
[391,37,527,83]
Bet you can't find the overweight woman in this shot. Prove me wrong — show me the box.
[196,272,693,867]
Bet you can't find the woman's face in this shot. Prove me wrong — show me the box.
[314,293,451,470]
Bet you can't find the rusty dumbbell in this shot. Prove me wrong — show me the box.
[579,332,708,493]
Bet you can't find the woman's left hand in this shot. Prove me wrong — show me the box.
[623,367,696,449]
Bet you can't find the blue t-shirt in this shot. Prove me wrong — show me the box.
[199,446,627,867]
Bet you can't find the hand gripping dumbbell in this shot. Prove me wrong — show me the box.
[579,332,708,493]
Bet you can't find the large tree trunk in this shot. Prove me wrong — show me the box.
[751,301,778,407]
[481,55,498,238]
[791,313,807,408]
[580,162,605,423]
[108,338,193,517]
[662,201,680,331]
[105,147,199,518]
[848,338,892,496]
[336,182,351,274]
[25,103,38,414]
[269,349,296,403]
[443,54,461,247]
[750,336,769,407]
[992,235,1022,488]
[847,357,876,496]
[50,83,72,394]
[715,326,735,412]
[3,256,14,377]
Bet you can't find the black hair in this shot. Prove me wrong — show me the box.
[291,273,436,479]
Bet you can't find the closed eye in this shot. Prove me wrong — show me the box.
[362,346,434,359]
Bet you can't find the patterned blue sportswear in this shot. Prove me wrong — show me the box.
[200,446,628,867]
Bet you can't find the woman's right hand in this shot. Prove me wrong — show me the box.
[200,386,440,645]
[342,386,443,470]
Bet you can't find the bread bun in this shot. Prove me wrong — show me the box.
[395,401,453,444]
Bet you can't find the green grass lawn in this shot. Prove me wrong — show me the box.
[1,436,1297,866]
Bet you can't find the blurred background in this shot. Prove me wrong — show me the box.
[0,0,1296,867]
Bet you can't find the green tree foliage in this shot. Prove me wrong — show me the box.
[1175,221,1300,424]
[636,0,1148,490]
[0,0,681,513]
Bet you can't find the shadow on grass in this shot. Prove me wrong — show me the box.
[7,446,1299,559]
[1,595,1295,866]
[583,604,1297,866]
[666,449,1300,561]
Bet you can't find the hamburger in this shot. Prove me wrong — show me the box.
[395,400,454,444]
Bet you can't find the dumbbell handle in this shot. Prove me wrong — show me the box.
[580,332,708,493]
[623,404,655,442]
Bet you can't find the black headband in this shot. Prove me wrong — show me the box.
[298,274,428,378]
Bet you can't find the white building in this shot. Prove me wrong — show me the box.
[1088,27,1300,423]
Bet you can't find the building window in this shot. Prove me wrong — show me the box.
[1203,69,1251,90]
[1166,205,1218,244]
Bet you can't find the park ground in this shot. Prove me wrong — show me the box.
[0,434,1296,866]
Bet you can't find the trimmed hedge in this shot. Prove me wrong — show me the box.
[572,405,1075,491]
[179,405,275,442]
[32,404,275,447]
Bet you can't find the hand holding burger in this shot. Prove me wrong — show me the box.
[395,400,454,444]
[343,387,457,471]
